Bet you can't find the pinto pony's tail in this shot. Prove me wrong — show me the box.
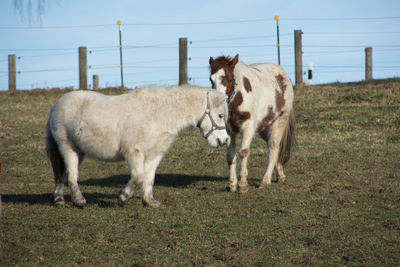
[279,110,296,165]
[46,121,65,186]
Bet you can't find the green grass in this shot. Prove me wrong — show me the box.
[1,79,400,266]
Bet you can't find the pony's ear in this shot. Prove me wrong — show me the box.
[231,54,239,66]
[209,56,214,65]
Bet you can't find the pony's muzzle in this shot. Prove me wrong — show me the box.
[218,136,228,147]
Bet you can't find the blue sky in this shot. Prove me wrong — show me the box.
[0,0,399,90]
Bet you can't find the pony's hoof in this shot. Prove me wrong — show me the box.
[225,186,237,192]
[54,199,65,206]
[238,185,249,194]
[73,200,87,208]
[277,177,286,183]
[258,182,270,189]
[118,198,127,207]
[72,198,87,208]
[53,196,65,206]
[144,199,160,208]
[118,194,129,207]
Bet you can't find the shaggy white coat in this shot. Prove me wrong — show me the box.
[46,85,228,207]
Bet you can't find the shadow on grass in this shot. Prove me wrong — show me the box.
[80,173,224,188]
[1,192,117,208]
[1,193,54,205]
[1,174,225,207]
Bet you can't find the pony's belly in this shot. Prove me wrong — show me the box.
[76,139,123,162]
[86,152,124,162]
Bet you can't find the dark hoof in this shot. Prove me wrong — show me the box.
[72,200,87,208]
[225,185,237,192]
[53,196,65,206]
[143,199,160,208]
[118,197,128,207]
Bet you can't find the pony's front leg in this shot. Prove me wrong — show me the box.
[142,173,159,208]
[238,128,255,193]
[118,178,136,206]
[118,150,145,206]
[226,133,238,192]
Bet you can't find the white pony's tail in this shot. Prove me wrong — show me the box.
[46,121,65,186]
[279,110,295,165]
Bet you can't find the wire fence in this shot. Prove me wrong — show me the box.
[1,16,399,90]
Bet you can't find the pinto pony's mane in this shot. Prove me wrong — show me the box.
[209,55,239,97]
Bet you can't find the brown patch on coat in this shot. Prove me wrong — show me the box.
[257,106,275,132]
[209,55,239,97]
[228,91,250,133]
[275,74,287,112]
[243,76,252,92]
[239,148,249,158]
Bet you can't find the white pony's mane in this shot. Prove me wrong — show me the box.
[126,85,208,106]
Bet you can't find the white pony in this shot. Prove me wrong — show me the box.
[209,54,295,193]
[46,85,228,208]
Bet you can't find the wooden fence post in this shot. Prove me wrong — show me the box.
[93,75,99,90]
[294,30,303,86]
[8,54,16,91]
[365,47,373,81]
[179,37,188,85]
[79,46,87,89]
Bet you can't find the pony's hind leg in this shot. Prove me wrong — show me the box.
[226,133,238,192]
[53,173,67,206]
[259,116,287,188]
[276,162,286,183]
[62,148,86,207]
[47,130,67,205]
[54,153,85,205]
[259,129,282,185]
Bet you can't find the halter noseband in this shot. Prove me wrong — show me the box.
[196,91,226,139]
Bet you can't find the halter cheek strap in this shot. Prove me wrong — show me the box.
[197,91,226,139]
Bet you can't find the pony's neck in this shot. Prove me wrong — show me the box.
[170,87,208,133]
[232,61,251,93]
[233,61,247,81]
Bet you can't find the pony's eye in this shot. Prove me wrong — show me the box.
[218,113,224,119]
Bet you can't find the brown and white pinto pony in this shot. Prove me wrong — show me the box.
[209,54,295,193]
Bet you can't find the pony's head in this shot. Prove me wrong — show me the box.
[197,90,229,147]
[209,54,239,97]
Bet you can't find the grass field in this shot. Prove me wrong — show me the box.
[0,79,399,266]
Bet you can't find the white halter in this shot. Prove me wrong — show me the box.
[196,91,226,139]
